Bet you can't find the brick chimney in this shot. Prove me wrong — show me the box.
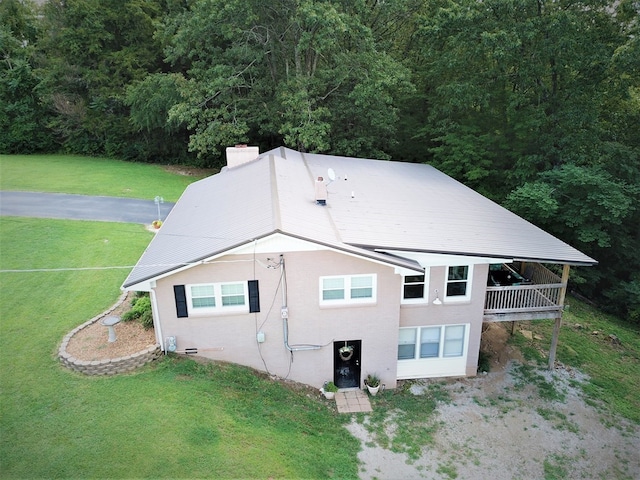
[226,145,259,168]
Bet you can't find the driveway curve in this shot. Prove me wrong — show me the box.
[0,191,174,224]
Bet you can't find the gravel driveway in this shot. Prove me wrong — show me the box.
[348,323,639,479]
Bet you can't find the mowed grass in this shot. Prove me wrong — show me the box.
[509,299,640,424]
[0,154,214,202]
[0,156,358,478]
[0,218,359,478]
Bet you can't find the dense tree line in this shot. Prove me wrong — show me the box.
[1,0,638,322]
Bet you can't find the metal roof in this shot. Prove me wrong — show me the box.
[122,147,595,288]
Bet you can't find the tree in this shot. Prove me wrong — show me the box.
[0,0,53,153]
[410,0,632,194]
[408,0,640,320]
[36,0,172,159]
[161,0,412,165]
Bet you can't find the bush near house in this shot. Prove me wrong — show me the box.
[122,294,153,329]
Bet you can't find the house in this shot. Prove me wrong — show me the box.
[121,146,596,390]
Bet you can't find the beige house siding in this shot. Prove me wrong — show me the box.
[398,263,488,379]
[152,249,403,389]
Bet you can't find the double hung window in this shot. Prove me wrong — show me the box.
[320,274,376,305]
[445,265,472,301]
[402,274,427,303]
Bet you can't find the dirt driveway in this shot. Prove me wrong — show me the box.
[348,323,640,479]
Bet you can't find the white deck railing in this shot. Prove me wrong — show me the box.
[484,263,565,314]
[484,283,565,314]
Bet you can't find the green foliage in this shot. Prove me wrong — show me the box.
[0,0,54,153]
[33,0,194,162]
[506,164,640,320]
[324,381,338,392]
[412,0,639,195]
[161,0,412,165]
[365,373,380,388]
[122,294,153,329]
[477,351,491,374]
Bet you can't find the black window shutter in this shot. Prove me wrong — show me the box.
[174,285,188,318]
[248,280,260,313]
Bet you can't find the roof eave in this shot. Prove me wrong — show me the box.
[352,244,597,267]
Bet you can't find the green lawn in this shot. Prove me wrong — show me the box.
[0,155,359,478]
[0,218,359,478]
[0,154,214,202]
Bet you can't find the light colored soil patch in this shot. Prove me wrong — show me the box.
[161,165,217,177]
[66,294,156,361]
[349,323,640,480]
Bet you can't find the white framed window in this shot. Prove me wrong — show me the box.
[445,265,472,302]
[398,325,466,360]
[398,328,417,360]
[186,282,248,314]
[320,274,376,305]
[420,327,441,358]
[402,273,428,304]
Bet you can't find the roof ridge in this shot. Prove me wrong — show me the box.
[268,154,283,232]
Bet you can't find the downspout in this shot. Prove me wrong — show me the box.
[149,288,165,353]
[280,255,322,352]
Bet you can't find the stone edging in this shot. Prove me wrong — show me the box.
[58,292,161,375]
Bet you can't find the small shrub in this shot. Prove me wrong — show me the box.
[477,351,491,373]
[365,373,380,387]
[324,381,338,392]
[122,294,153,329]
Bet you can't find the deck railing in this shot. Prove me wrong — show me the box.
[484,283,565,313]
[484,263,565,315]
[521,262,562,285]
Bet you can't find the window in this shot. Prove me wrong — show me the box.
[397,329,416,360]
[320,274,376,305]
[444,325,465,357]
[191,285,216,308]
[186,282,248,314]
[403,274,426,302]
[445,265,472,301]
[322,277,345,301]
[420,327,441,358]
[221,283,245,306]
[398,325,466,360]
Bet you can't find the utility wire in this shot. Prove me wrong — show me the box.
[0,258,271,274]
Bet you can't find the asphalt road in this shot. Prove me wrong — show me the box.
[0,191,175,224]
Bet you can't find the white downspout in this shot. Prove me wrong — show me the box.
[149,288,165,352]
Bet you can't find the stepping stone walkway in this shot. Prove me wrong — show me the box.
[335,389,372,413]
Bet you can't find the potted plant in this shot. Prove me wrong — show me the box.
[364,374,381,396]
[321,381,338,400]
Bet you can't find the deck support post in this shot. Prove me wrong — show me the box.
[548,264,570,370]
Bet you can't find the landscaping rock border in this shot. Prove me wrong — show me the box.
[58,292,161,375]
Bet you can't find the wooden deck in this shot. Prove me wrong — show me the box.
[483,263,566,322]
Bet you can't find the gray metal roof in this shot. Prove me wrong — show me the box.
[122,147,595,288]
